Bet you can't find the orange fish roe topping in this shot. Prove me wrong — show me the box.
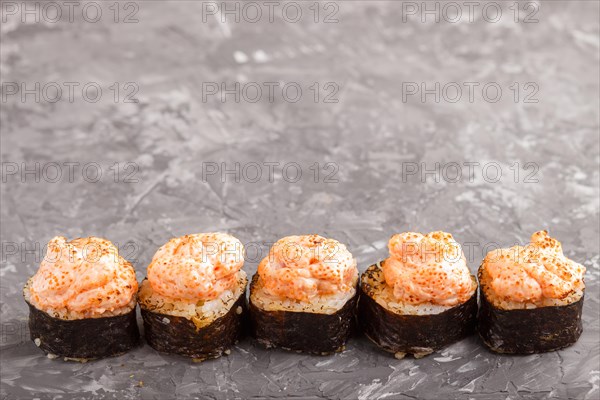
[257,234,358,302]
[29,236,138,315]
[147,233,244,301]
[382,231,475,306]
[482,230,585,303]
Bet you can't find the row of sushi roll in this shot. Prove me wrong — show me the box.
[23,230,585,361]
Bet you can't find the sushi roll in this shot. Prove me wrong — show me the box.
[358,231,478,359]
[138,233,247,361]
[249,234,359,354]
[478,230,585,354]
[23,236,140,361]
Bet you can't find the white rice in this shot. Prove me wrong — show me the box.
[138,270,247,329]
[23,278,136,320]
[362,263,476,316]
[250,275,357,315]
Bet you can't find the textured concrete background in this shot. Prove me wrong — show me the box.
[1,1,599,399]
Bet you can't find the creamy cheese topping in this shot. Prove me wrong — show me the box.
[147,233,244,301]
[382,231,475,306]
[257,234,358,302]
[29,236,137,315]
[481,230,585,303]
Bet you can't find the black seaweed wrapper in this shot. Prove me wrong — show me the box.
[358,264,477,356]
[478,288,583,354]
[249,274,358,354]
[27,301,140,360]
[140,291,247,361]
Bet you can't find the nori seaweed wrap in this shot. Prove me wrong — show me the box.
[249,234,359,354]
[23,236,140,361]
[249,274,358,354]
[25,297,139,360]
[140,286,247,360]
[138,233,248,361]
[478,287,583,354]
[358,263,477,358]
[477,231,585,354]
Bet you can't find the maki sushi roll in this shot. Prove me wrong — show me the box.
[358,231,477,359]
[23,236,140,361]
[478,230,585,354]
[249,234,359,354]
[138,233,247,361]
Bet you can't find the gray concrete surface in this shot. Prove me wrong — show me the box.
[1,1,599,399]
